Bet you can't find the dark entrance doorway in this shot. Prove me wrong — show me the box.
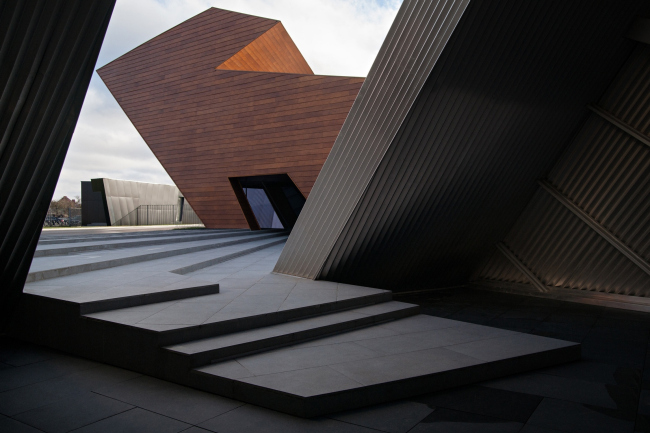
[229,174,306,230]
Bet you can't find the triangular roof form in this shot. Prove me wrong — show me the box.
[217,22,313,74]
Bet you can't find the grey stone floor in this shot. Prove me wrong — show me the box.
[28,231,282,277]
[199,314,576,400]
[3,287,649,432]
[24,240,291,303]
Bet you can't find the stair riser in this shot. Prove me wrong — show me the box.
[36,229,247,246]
[79,284,221,314]
[12,291,392,383]
[166,305,419,369]
[192,344,581,418]
[34,230,264,257]
[155,292,394,346]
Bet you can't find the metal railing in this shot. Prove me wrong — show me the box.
[113,204,202,226]
[44,208,82,227]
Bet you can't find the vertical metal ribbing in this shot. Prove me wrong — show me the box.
[588,104,650,147]
[274,0,472,279]
[539,179,650,277]
[480,43,650,299]
[286,0,642,291]
[496,243,549,293]
[0,0,116,328]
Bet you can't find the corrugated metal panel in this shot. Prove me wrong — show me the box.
[600,45,650,135]
[477,249,529,286]
[483,191,650,297]
[97,178,181,225]
[478,44,650,300]
[549,117,650,263]
[274,0,472,279]
[0,0,115,325]
[284,0,642,290]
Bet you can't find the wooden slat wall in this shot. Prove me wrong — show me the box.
[98,8,363,229]
[217,23,313,74]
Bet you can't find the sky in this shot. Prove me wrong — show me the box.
[53,0,403,200]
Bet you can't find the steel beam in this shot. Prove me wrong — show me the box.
[588,104,650,148]
[495,243,549,293]
[539,179,650,277]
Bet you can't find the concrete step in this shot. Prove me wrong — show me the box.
[34,229,260,257]
[27,232,288,282]
[23,283,221,316]
[193,314,581,417]
[169,239,286,275]
[84,286,393,347]
[164,301,419,368]
[78,283,221,314]
[37,228,240,245]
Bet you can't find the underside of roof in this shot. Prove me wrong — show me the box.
[275,0,649,298]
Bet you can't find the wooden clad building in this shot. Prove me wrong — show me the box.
[98,8,364,229]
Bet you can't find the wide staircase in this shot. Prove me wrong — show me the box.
[11,229,580,417]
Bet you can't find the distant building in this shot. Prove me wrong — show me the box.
[81,178,198,226]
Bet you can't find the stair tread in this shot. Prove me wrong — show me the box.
[83,276,391,342]
[165,301,417,355]
[29,232,285,273]
[194,314,580,416]
[26,235,287,283]
[34,229,260,256]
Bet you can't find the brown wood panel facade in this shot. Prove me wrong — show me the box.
[217,23,313,74]
[98,8,363,229]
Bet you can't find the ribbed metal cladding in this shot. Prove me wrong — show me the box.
[477,249,529,286]
[478,43,650,299]
[277,0,643,290]
[274,0,472,279]
[0,0,115,326]
[482,191,650,297]
[600,45,650,135]
[550,118,650,263]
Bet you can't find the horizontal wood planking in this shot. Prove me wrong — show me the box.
[217,22,313,74]
[99,8,363,229]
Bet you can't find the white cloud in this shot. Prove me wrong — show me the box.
[54,0,402,200]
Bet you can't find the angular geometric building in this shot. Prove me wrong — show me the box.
[81,178,200,226]
[98,8,364,230]
[6,0,650,426]
[277,0,650,311]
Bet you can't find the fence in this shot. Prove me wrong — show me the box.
[44,208,82,227]
[113,204,202,226]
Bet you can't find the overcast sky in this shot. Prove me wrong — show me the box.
[53,0,402,200]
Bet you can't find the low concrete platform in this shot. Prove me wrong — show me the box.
[10,229,581,418]
[196,315,578,417]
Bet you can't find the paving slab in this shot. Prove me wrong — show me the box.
[329,400,433,433]
[409,408,524,433]
[13,391,133,433]
[526,398,634,433]
[93,376,242,425]
[71,408,191,433]
[198,404,380,433]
